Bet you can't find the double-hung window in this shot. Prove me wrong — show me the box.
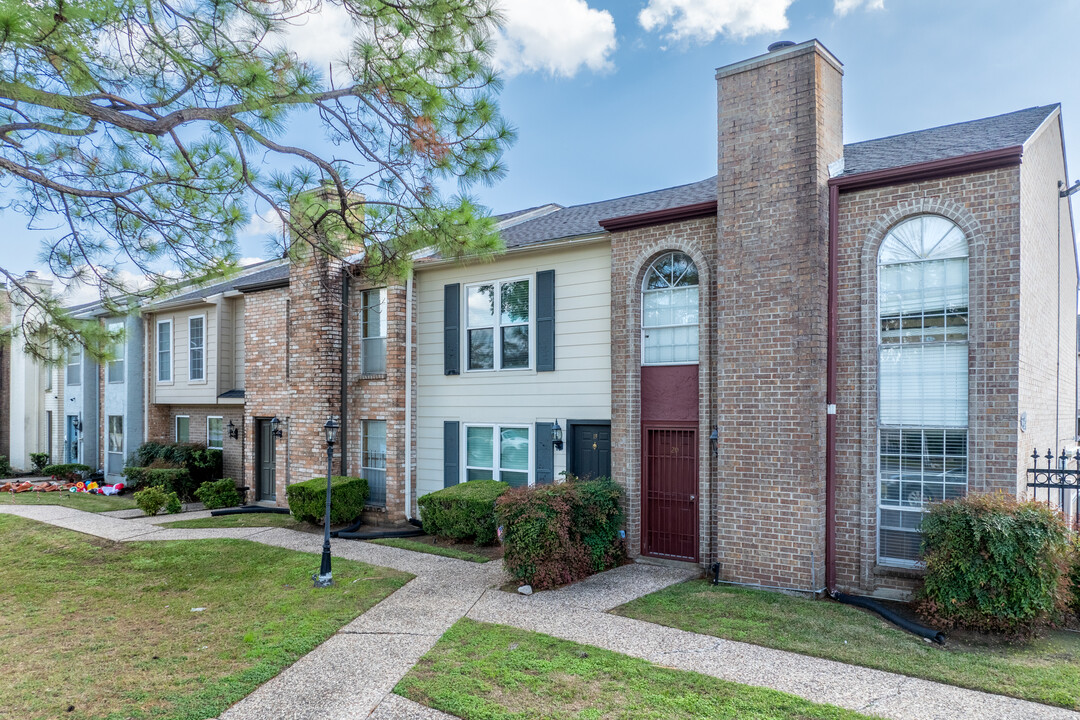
[362,420,387,505]
[175,416,190,443]
[466,278,530,370]
[464,424,530,487]
[642,252,699,365]
[107,415,123,475]
[66,347,81,386]
[207,417,223,450]
[157,320,172,382]
[107,321,125,383]
[877,215,969,566]
[360,288,387,375]
[188,316,205,382]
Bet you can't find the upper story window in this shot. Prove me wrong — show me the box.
[66,347,81,386]
[877,215,969,566]
[361,288,387,375]
[107,321,125,383]
[466,278,530,371]
[188,315,205,382]
[157,320,172,383]
[642,251,699,365]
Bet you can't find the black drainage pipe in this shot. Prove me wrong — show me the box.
[210,506,291,516]
[335,528,426,540]
[833,592,946,645]
[329,517,365,537]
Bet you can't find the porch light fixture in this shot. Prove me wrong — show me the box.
[270,416,283,438]
[551,420,563,451]
[73,418,83,433]
[227,420,239,440]
[709,427,718,457]
[314,417,340,588]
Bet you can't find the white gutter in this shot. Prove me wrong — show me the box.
[404,268,414,520]
[415,232,609,271]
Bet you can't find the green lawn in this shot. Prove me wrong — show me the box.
[614,580,1080,710]
[396,619,874,720]
[159,513,304,530]
[0,490,137,512]
[0,515,411,720]
[368,537,490,563]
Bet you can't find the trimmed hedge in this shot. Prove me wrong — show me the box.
[286,476,368,524]
[194,478,242,510]
[917,493,1071,635]
[133,486,176,516]
[417,480,508,545]
[122,466,196,500]
[496,477,625,591]
[130,442,222,486]
[42,463,91,482]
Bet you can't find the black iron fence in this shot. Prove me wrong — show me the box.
[1026,448,1080,529]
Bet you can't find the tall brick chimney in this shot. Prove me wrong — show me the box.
[713,40,843,591]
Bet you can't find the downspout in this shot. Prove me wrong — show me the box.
[340,270,349,476]
[825,183,840,593]
[404,270,414,519]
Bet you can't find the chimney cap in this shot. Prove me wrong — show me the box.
[23,270,38,278]
[768,40,797,52]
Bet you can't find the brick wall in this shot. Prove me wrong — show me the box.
[144,402,244,483]
[243,286,291,502]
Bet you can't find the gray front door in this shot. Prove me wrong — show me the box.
[568,422,611,480]
[257,420,276,501]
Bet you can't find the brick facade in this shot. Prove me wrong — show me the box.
[242,286,291,502]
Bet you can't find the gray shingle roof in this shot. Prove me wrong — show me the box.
[151,261,288,308]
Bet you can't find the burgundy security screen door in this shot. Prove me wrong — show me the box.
[642,426,698,561]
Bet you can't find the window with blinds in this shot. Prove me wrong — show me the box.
[877,215,969,565]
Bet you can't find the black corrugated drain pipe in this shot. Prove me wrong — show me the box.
[833,592,946,645]
[211,506,291,516]
[331,516,426,540]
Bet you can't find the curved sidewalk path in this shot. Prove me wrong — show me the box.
[4,503,1078,720]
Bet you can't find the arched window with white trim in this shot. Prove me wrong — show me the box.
[642,251,699,365]
[877,215,969,565]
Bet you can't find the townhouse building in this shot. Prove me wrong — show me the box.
[3,40,1076,600]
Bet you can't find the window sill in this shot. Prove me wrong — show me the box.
[873,563,925,580]
[358,372,387,381]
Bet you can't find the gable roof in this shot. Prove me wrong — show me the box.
[146,260,288,310]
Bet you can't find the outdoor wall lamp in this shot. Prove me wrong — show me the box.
[315,417,340,588]
[73,418,83,433]
[270,416,283,438]
[709,427,718,457]
[227,420,239,440]
[551,420,564,451]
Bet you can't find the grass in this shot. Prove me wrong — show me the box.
[159,513,304,530]
[0,515,411,720]
[614,580,1080,710]
[395,618,873,720]
[368,537,490,563]
[0,490,137,512]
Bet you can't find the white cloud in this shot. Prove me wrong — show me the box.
[834,0,884,16]
[239,257,265,267]
[638,0,793,44]
[277,1,356,76]
[493,0,617,78]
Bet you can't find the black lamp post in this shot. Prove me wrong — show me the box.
[314,417,339,588]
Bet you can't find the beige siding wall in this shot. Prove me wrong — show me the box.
[151,304,219,404]
[415,240,612,499]
[218,298,234,393]
[233,296,246,390]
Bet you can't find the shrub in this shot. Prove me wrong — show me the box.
[1070,535,1080,619]
[417,480,508,545]
[195,478,242,510]
[917,493,1071,635]
[286,476,368,524]
[130,442,222,485]
[0,455,10,479]
[122,466,196,500]
[134,486,169,516]
[29,452,50,473]
[42,463,91,483]
[496,477,625,591]
[164,492,183,515]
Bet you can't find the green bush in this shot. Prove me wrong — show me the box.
[1070,535,1080,619]
[496,477,626,590]
[286,476,368,524]
[29,452,50,473]
[130,442,222,486]
[122,466,196,500]
[41,463,91,483]
[164,492,183,515]
[0,455,10,479]
[134,486,169,516]
[917,493,1071,635]
[194,478,242,510]
[417,480,508,545]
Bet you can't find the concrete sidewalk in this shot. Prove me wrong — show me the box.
[3,504,1078,720]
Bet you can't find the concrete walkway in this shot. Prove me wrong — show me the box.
[3,504,1078,720]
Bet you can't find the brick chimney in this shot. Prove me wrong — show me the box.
[713,40,843,591]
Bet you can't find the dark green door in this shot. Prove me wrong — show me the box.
[257,419,276,501]
[569,423,611,480]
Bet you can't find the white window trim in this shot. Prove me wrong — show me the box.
[463,276,534,373]
[157,319,173,384]
[175,415,190,443]
[461,423,533,486]
[66,348,82,386]
[188,313,207,384]
[640,254,701,367]
[107,415,124,454]
[206,415,224,450]
[107,321,125,384]
[360,287,388,375]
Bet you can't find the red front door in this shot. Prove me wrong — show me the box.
[642,425,699,561]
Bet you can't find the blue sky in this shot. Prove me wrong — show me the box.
[2,0,1078,286]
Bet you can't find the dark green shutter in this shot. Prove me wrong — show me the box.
[536,270,555,372]
[444,421,459,487]
[535,422,554,485]
[444,283,460,375]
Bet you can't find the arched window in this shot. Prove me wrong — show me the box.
[642,251,699,365]
[877,215,969,565]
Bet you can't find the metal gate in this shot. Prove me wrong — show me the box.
[642,426,698,561]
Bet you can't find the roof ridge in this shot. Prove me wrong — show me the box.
[844,104,1059,149]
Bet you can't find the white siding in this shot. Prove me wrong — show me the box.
[415,240,612,498]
